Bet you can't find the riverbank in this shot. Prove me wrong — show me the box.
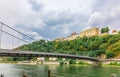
[0,61,17,63]
[1,61,120,67]
[0,61,60,65]
[18,61,60,65]
[0,62,120,68]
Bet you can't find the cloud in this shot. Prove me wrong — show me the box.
[27,31,44,40]
[0,0,120,49]
[37,11,88,39]
[28,0,44,11]
[0,0,34,26]
[39,0,93,14]
[88,0,120,31]
[0,0,94,41]
[88,12,107,27]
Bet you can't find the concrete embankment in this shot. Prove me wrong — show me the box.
[18,61,59,65]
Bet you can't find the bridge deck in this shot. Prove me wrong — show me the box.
[0,49,99,62]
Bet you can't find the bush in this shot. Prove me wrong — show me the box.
[106,51,115,58]
[69,59,76,64]
[78,61,85,65]
[59,61,64,65]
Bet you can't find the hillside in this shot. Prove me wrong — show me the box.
[17,33,120,59]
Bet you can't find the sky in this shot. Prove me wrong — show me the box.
[0,0,120,42]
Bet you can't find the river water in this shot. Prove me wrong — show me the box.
[0,63,120,77]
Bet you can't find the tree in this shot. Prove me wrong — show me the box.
[101,27,109,33]
[69,59,76,64]
[95,50,105,56]
[106,51,115,58]
[106,27,109,33]
[16,32,120,60]
[119,31,120,34]
[88,51,96,57]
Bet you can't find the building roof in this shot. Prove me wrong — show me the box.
[71,32,77,36]
[112,30,117,33]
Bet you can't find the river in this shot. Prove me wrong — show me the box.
[0,63,120,77]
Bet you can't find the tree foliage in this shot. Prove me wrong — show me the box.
[101,27,109,33]
[16,33,120,59]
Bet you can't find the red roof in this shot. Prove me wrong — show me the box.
[112,30,117,33]
[71,32,77,36]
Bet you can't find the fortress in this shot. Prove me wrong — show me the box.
[79,28,99,37]
[55,27,118,41]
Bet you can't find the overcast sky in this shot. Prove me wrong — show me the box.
[0,0,120,41]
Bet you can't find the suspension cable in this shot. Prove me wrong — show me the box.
[0,21,38,51]
[0,21,37,42]
[0,29,30,43]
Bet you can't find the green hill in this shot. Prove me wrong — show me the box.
[17,33,120,59]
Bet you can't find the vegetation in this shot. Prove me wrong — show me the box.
[7,57,37,61]
[78,61,89,65]
[13,31,120,61]
[101,27,109,33]
[109,61,120,66]
[69,59,76,64]
[59,61,64,65]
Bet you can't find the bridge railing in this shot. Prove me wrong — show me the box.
[52,51,89,56]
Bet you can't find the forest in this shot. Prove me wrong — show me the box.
[17,32,120,59]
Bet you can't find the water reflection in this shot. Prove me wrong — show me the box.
[0,63,120,77]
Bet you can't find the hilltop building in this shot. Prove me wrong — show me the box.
[79,27,99,37]
[64,32,79,41]
[112,30,118,35]
[54,27,118,42]
[98,32,109,36]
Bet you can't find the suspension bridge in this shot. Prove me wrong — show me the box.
[0,21,101,62]
[0,22,119,77]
